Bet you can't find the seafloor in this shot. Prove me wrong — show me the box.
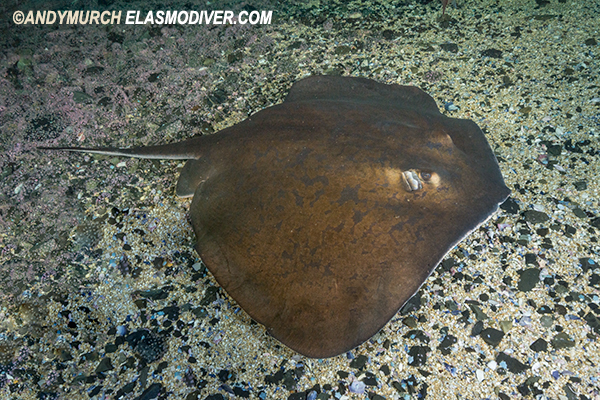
[1,0,599,399]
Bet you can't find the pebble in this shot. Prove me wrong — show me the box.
[475,369,484,382]
[480,328,504,347]
[551,332,575,349]
[529,338,548,352]
[518,268,540,291]
[496,352,529,374]
[523,210,550,224]
[136,383,162,400]
[348,380,365,394]
[95,357,114,373]
[468,304,488,321]
[349,354,368,369]
[499,320,512,333]
[444,102,459,111]
[540,315,554,328]
[407,346,429,366]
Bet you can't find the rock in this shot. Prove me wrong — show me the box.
[523,210,549,224]
[407,346,429,366]
[349,354,368,369]
[95,357,114,373]
[518,268,540,291]
[529,338,548,352]
[496,352,529,374]
[551,332,575,349]
[480,328,504,347]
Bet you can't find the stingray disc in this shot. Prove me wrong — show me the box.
[183,76,510,358]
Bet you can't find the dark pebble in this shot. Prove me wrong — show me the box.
[584,312,600,333]
[590,273,600,288]
[362,372,378,386]
[547,144,562,156]
[537,227,549,236]
[116,381,136,398]
[379,365,390,376]
[403,330,430,343]
[218,369,233,382]
[537,305,552,314]
[523,210,550,224]
[334,45,351,55]
[555,304,567,315]
[95,357,113,373]
[407,346,430,367]
[135,288,169,300]
[551,332,575,349]
[400,292,422,314]
[402,316,417,328]
[573,180,587,190]
[135,383,162,400]
[349,354,368,369]
[470,321,483,336]
[481,48,503,58]
[155,361,168,373]
[200,286,220,305]
[579,258,596,272]
[134,299,147,309]
[440,43,458,53]
[518,268,540,291]
[192,307,208,319]
[480,328,504,347]
[391,381,405,394]
[185,390,201,400]
[89,386,102,397]
[233,386,250,398]
[438,335,457,355]
[496,352,529,374]
[73,91,93,104]
[525,253,539,266]
[529,338,548,352]
[160,305,180,320]
[282,370,296,390]
[563,384,578,400]
[336,370,349,379]
[500,197,520,214]
[369,393,385,400]
[517,382,530,396]
[468,304,488,321]
[105,343,118,353]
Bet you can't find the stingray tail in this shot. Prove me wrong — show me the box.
[38,137,205,160]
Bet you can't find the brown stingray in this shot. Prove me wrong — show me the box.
[41,76,510,358]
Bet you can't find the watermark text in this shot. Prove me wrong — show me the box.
[13,10,272,25]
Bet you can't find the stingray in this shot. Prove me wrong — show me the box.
[41,75,510,358]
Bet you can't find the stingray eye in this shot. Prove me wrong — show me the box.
[420,171,432,181]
